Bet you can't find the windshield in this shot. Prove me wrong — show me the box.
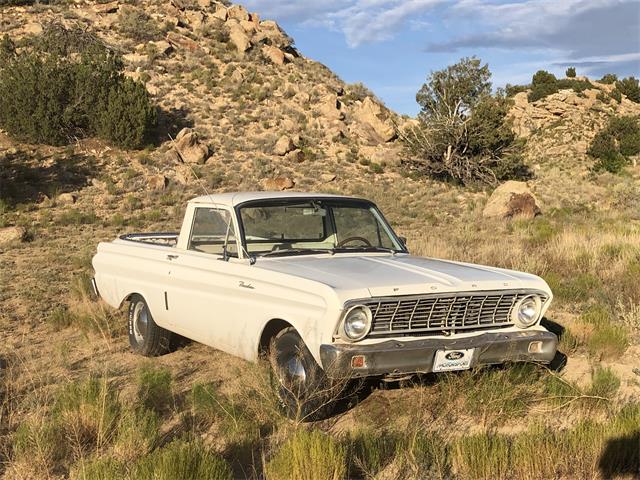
[238,199,405,257]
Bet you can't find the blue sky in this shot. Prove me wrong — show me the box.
[244,0,640,115]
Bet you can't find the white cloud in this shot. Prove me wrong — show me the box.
[244,0,639,72]
[243,0,443,47]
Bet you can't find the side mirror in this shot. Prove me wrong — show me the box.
[399,236,408,249]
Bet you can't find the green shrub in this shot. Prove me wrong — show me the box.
[265,429,347,480]
[599,73,618,84]
[0,25,155,149]
[453,433,510,480]
[610,89,622,103]
[565,67,576,78]
[13,418,66,472]
[47,306,74,331]
[116,6,163,41]
[190,382,260,442]
[587,324,629,359]
[403,59,528,186]
[133,440,232,480]
[348,430,398,477]
[588,115,640,173]
[615,76,640,103]
[528,82,559,102]
[96,78,157,149]
[505,83,528,97]
[113,408,160,460]
[531,70,557,86]
[342,82,375,104]
[137,364,172,414]
[588,367,620,398]
[70,457,128,480]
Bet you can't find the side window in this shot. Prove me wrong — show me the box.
[189,208,237,256]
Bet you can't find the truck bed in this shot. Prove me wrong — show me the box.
[119,232,179,247]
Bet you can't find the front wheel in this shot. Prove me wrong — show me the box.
[128,294,173,357]
[271,327,344,421]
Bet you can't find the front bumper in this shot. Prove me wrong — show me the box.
[319,329,558,378]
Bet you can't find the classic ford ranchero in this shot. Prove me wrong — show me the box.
[93,192,557,417]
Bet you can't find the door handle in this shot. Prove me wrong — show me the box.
[166,254,179,261]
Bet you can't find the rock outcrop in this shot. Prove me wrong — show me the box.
[172,128,210,164]
[483,181,541,219]
[351,97,396,143]
[0,226,26,245]
[262,177,295,190]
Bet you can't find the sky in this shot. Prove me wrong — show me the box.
[243,0,640,115]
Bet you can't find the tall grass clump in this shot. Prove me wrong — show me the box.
[453,433,510,480]
[581,305,629,359]
[12,376,121,475]
[348,430,399,478]
[264,428,347,480]
[70,457,128,480]
[190,382,260,443]
[137,364,173,414]
[58,273,124,339]
[133,440,233,480]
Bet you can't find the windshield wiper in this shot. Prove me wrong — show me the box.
[260,248,335,258]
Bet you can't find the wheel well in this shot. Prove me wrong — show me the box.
[258,319,293,357]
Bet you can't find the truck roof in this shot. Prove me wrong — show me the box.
[188,191,360,207]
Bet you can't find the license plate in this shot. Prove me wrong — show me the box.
[433,348,475,372]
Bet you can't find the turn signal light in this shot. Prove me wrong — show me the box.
[351,355,366,368]
[528,341,543,354]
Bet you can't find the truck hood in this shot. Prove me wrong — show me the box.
[256,254,549,298]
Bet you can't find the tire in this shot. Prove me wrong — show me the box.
[128,294,173,357]
[271,327,336,421]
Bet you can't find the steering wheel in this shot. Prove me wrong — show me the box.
[336,236,372,248]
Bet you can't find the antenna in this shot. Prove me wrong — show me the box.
[167,134,256,264]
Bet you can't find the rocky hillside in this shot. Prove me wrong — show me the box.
[2,0,401,193]
[511,80,639,158]
[507,79,640,209]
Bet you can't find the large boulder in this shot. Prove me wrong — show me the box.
[262,177,295,191]
[261,45,285,65]
[351,97,396,142]
[483,181,541,219]
[211,4,228,21]
[148,174,169,191]
[227,4,250,21]
[57,192,77,205]
[0,226,26,245]
[227,20,251,53]
[173,128,210,164]
[315,94,344,120]
[274,135,296,155]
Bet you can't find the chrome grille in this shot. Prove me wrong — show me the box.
[364,291,547,337]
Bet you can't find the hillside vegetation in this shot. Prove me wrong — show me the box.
[0,1,639,479]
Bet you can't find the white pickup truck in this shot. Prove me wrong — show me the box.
[93,191,557,418]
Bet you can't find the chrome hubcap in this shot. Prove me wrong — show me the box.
[133,302,148,344]
[286,356,307,384]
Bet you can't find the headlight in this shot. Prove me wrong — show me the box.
[513,295,542,328]
[343,305,372,340]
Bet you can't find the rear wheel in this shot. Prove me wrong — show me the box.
[128,294,172,356]
[271,327,338,421]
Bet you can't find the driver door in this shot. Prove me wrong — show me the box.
[166,206,246,351]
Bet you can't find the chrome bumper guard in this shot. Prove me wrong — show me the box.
[320,330,558,378]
